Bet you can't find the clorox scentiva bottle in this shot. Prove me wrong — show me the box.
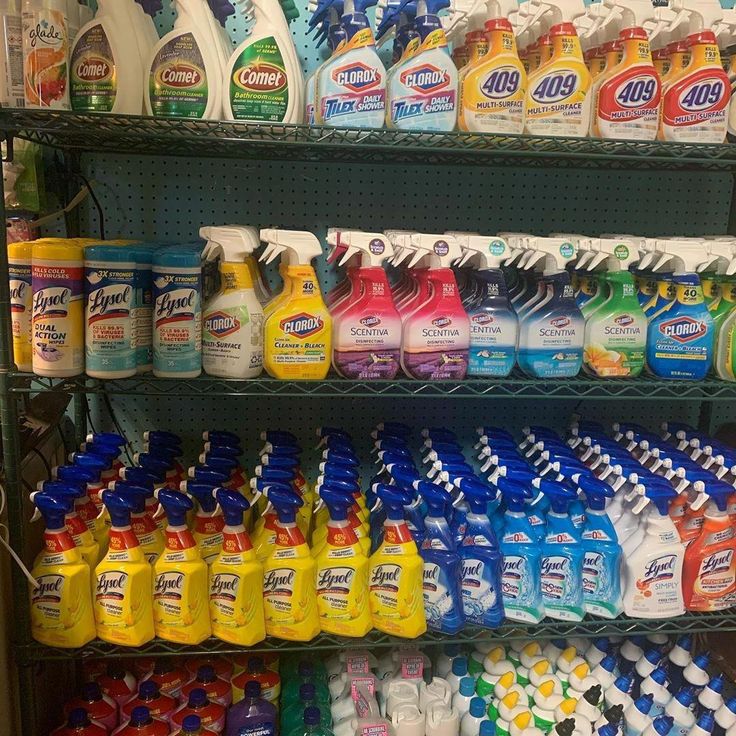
[153,489,211,645]
[660,0,730,143]
[368,484,426,637]
[262,487,320,641]
[314,0,387,127]
[94,491,155,647]
[29,493,96,648]
[591,1,661,140]
[525,0,592,137]
[259,229,332,380]
[386,0,458,130]
[459,0,527,134]
[209,489,266,646]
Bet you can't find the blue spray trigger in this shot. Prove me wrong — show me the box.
[120,466,164,484]
[267,487,303,524]
[200,455,237,473]
[575,475,614,510]
[100,490,137,528]
[375,437,411,453]
[702,480,734,512]
[187,482,220,513]
[421,427,456,441]
[147,429,182,444]
[496,478,532,511]
[535,479,577,513]
[414,480,450,516]
[376,421,411,437]
[70,452,109,471]
[375,483,412,520]
[261,454,299,470]
[478,425,515,441]
[323,448,360,467]
[157,489,193,527]
[204,444,242,459]
[83,442,121,460]
[318,477,360,495]
[110,482,151,512]
[386,463,420,485]
[317,426,352,440]
[86,432,126,446]
[55,465,98,483]
[309,0,337,29]
[215,488,250,526]
[455,477,496,512]
[189,467,229,485]
[319,461,359,480]
[204,429,240,445]
[320,488,355,521]
[637,481,676,515]
[376,0,417,38]
[39,478,86,497]
[136,453,172,474]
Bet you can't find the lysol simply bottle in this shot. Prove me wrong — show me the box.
[660,0,730,143]
[590,0,661,141]
[400,233,470,380]
[459,0,527,133]
[315,0,387,128]
[582,238,648,379]
[386,0,458,130]
[525,0,592,137]
[454,234,518,378]
[328,229,402,379]
[517,238,585,378]
[646,240,715,380]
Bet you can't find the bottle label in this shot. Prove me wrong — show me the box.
[690,546,736,610]
[148,32,209,118]
[229,37,289,122]
[388,39,457,131]
[596,66,661,140]
[629,552,684,615]
[526,64,591,136]
[1,16,24,108]
[467,309,517,377]
[22,8,69,109]
[518,311,584,379]
[662,67,730,143]
[85,264,136,374]
[422,560,459,628]
[582,546,622,617]
[202,304,263,375]
[583,309,647,378]
[501,551,544,622]
[152,268,202,375]
[460,556,501,625]
[32,262,84,374]
[70,24,116,112]
[317,563,370,632]
[95,569,129,618]
[32,573,65,614]
[9,261,32,370]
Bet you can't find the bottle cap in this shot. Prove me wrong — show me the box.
[139,680,160,700]
[67,709,92,728]
[300,683,316,701]
[459,677,476,696]
[470,697,487,718]
[452,657,469,676]
[130,706,153,726]
[584,684,602,706]
[675,688,695,707]
[480,721,496,736]
[245,681,262,699]
[304,706,321,726]
[188,688,209,708]
[182,715,203,732]
[598,655,618,674]
[634,694,654,715]
[706,675,725,695]
[653,716,674,736]
[81,682,103,702]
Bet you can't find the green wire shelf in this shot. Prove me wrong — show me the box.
[3,110,736,169]
[11,371,736,400]
[15,611,736,662]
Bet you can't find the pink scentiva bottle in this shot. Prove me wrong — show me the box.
[329,230,402,379]
[400,233,469,379]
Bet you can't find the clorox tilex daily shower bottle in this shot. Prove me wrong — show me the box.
[386,0,458,130]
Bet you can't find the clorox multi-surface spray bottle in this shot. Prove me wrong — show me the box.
[591,0,661,140]
[458,0,527,133]
[200,226,264,379]
[314,0,387,127]
[646,241,715,380]
[260,229,332,380]
[385,0,458,130]
[525,0,592,137]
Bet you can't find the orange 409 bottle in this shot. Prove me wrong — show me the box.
[682,481,736,611]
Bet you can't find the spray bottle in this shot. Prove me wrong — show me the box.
[328,230,402,379]
[209,488,266,645]
[525,0,592,136]
[200,226,264,379]
[459,0,527,133]
[92,490,154,646]
[314,0,387,127]
[517,238,584,378]
[368,484,427,637]
[260,228,332,380]
[306,0,346,124]
[591,0,661,140]
[582,238,648,378]
[646,241,715,380]
[29,493,96,648]
[386,0,458,130]
[262,486,320,641]
[400,233,470,380]
[454,235,518,377]
[660,0,730,143]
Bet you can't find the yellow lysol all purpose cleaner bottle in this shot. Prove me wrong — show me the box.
[209,488,266,646]
[259,229,332,380]
[262,486,320,641]
[525,0,592,138]
[94,491,155,647]
[29,492,95,648]
[153,489,211,645]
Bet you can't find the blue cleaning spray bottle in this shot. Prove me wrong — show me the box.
[646,240,715,380]
[306,0,346,124]
[415,480,465,634]
[537,479,585,622]
[517,238,585,378]
[577,474,623,620]
[455,476,505,628]
[314,0,387,127]
[497,477,544,624]
[454,234,519,378]
[385,0,458,130]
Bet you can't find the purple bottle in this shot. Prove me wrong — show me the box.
[226,681,278,736]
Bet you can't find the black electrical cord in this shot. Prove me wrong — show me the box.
[73,171,106,240]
